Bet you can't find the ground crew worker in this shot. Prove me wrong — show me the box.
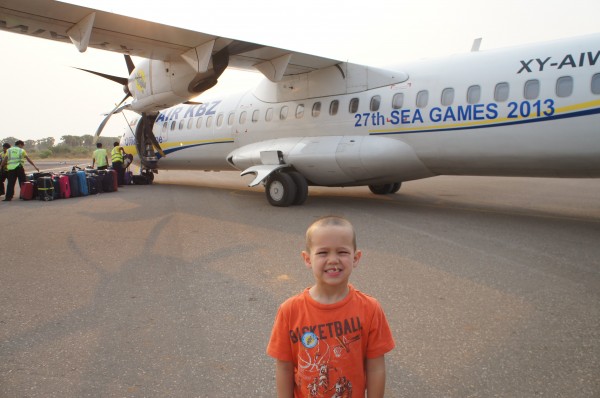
[92,142,109,170]
[0,142,10,196]
[1,140,39,202]
[111,141,126,186]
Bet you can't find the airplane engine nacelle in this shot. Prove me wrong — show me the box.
[127,58,221,114]
[228,136,436,186]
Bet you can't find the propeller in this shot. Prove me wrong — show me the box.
[92,93,130,144]
[77,55,165,159]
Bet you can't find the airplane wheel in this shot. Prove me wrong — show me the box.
[288,171,308,205]
[389,182,402,194]
[368,183,395,195]
[143,170,154,184]
[266,172,297,207]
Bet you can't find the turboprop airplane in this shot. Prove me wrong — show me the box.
[1,0,599,206]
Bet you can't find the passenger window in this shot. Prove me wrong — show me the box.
[349,98,359,113]
[370,95,381,111]
[296,104,305,119]
[187,118,193,129]
[266,108,273,122]
[196,117,203,128]
[162,122,168,133]
[329,100,339,116]
[252,109,259,123]
[416,90,428,108]
[441,88,454,106]
[556,76,573,98]
[312,102,321,117]
[467,85,481,104]
[170,121,176,131]
[592,73,600,95]
[178,120,185,130]
[239,111,247,124]
[494,82,509,102]
[392,93,404,109]
[524,79,540,100]
[206,116,213,127]
[216,114,223,127]
[280,106,289,120]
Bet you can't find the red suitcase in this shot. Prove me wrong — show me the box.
[59,174,71,198]
[20,181,36,200]
[108,169,118,192]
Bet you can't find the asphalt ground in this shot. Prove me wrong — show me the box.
[1,161,599,397]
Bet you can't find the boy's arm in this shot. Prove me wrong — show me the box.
[275,359,294,398]
[366,355,386,397]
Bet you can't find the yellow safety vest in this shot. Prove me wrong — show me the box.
[111,146,124,163]
[6,147,24,170]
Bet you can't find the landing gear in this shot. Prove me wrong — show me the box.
[368,182,402,195]
[288,171,308,205]
[142,169,155,184]
[265,170,308,207]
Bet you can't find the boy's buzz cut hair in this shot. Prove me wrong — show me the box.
[305,215,356,252]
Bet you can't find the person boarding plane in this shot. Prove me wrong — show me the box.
[1,0,598,206]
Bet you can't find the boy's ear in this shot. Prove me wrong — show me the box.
[353,250,363,267]
[301,251,312,268]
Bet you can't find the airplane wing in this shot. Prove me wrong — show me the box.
[0,0,340,79]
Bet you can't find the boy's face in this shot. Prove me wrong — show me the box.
[302,224,362,289]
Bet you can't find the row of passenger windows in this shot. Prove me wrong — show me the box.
[163,73,600,132]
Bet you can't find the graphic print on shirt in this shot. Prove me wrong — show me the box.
[296,325,361,397]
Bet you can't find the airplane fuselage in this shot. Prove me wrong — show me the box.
[122,33,600,188]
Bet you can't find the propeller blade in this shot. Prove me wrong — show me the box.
[124,54,135,75]
[73,67,128,86]
[92,93,130,144]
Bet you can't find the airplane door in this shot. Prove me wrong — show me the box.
[157,120,170,145]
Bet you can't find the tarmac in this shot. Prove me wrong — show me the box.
[1,162,599,397]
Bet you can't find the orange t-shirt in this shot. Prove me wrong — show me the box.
[267,285,395,398]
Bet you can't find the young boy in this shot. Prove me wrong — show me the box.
[267,216,395,398]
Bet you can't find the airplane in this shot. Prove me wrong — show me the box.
[1,0,599,206]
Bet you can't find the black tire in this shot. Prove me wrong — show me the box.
[389,182,402,194]
[368,183,394,195]
[266,172,297,207]
[143,170,154,184]
[287,171,308,205]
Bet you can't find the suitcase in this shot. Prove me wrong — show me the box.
[52,175,61,199]
[66,172,80,197]
[98,170,114,192]
[131,174,149,185]
[124,170,133,185]
[58,174,71,199]
[20,181,36,200]
[86,175,100,195]
[37,176,54,201]
[76,170,88,196]
[108,169,118,191]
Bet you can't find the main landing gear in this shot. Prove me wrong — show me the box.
[368,182,402,195]
[265,170,308,207]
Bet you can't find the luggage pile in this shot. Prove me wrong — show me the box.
[20,167,120,201]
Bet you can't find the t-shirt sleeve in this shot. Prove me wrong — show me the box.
[266,305,294,362]
[366,300,396,359]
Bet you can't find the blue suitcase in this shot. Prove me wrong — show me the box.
[76,170,88,196]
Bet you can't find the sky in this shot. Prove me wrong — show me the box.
[0,0,599,142]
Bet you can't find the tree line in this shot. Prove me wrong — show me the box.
[0,135,120,159]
